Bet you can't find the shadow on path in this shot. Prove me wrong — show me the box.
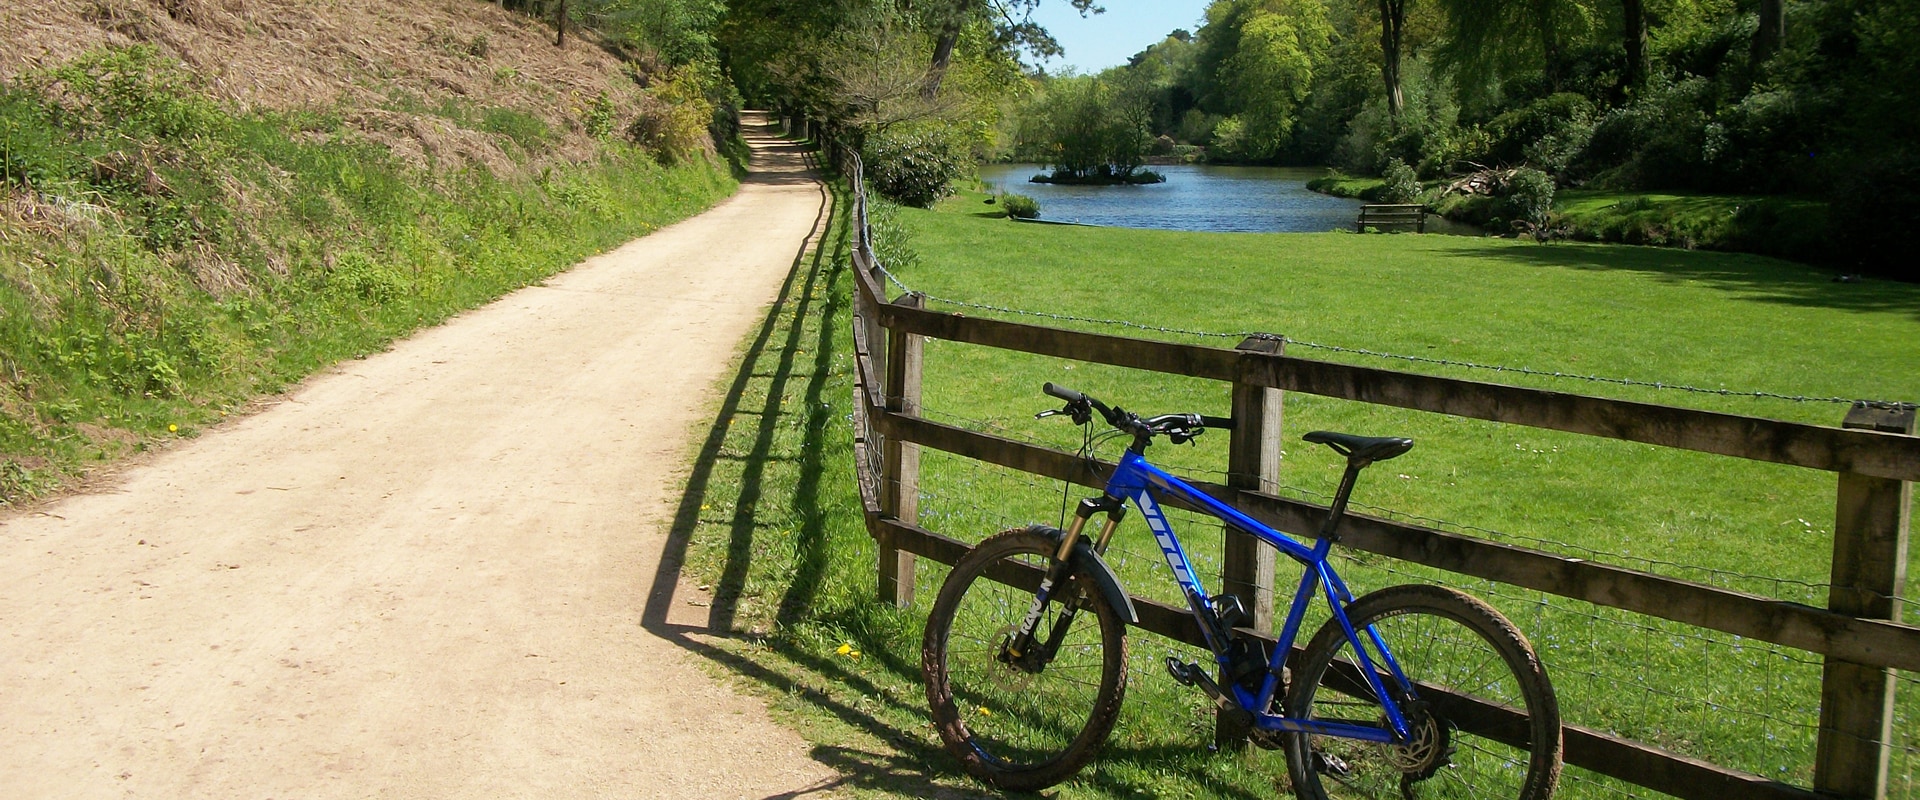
[638,123,1283,800]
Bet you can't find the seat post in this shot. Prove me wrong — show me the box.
[1317,459,1368,542]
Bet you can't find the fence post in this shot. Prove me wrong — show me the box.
[1814,403,1916,799]
[877,293,925,608]
[1224,335,1283,629]
[1218,335,1283,748]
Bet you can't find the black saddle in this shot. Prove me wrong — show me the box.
[1303,431,1414,466]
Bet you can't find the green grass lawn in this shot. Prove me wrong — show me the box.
[1551,190,1831,263]
[677,174,1920,798]
[1308,169,1834,263]
[880,196,1920,794]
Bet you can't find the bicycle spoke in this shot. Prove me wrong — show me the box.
[1287,585,1559,800]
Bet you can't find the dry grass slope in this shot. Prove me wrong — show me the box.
[1,0,648,172]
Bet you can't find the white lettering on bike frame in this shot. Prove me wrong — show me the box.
[1136,490,1202,595]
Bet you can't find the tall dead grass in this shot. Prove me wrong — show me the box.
[1,0,656,172]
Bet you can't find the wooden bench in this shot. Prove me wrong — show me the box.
[1355,203,1427,233]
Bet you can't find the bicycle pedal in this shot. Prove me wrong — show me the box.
[1164,657,1203,687]
[1314,750,1352,777]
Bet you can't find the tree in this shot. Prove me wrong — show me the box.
[818,20,970,135]
[1431,0,1593,106]
[1621,0,1646,92]
[582,0,727,64]
[920,0,1103,99]
[1026,74,1153,180]
[1378,0,1406,115]
[1749,0,1784,71]
[1115,32,1200,135]
[1201,0,1334,160]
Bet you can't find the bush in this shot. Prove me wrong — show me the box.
[1578,78,1713,190]
[625,66,715,164]
[862,123,968,208]
[999,193,1040,219]
[0,88,69,189]
[43,46,224,141]
[1176,109,1219,145]
[327,250,406,302]
[1380,157,1420,204]
[1431,167,1556,229]
[1484,93,1595,176]
[1502,167,1555,225]
[1209,115,1253,163]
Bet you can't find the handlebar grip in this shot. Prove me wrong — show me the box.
[1043,382,1087,404]
[1199,415,1234,429]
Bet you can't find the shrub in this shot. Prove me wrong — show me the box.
[864,199,920,273]
[1176,109,1219,145]
[862,123,968,208]
[1578,78,1713,190]
[480,106,548,150]
[43,46,224,141]
[0,87,70,189]
[1209,115,1252,163]
[1380,157,1420,204]
[626,67,714,164]
[328,250,405,303]
[1502,167,1555,225]
[580,91,617,138]
[999,193,1040,219]
[1484,93,1595,175]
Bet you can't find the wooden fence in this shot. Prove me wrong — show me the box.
[828,146,1919,799]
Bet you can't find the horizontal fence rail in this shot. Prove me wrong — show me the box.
[874,301,1920,484]
[828,140,1917,800]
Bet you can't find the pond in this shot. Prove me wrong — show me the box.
[977,163,1480,235]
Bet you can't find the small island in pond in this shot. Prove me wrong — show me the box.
[1030,166,1167,186]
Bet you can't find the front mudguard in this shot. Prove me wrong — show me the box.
[1036,525,1139,625]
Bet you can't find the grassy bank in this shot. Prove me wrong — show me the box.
[0,46,736,501]
[1308,172,1835,264]
[676,169,1920,797]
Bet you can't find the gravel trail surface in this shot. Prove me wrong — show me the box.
[0,113,841,799]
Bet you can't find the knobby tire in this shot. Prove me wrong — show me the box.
[1284,584,1562,800]
[922,527,1129,791]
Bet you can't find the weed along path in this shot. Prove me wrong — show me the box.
[0,114,840,798]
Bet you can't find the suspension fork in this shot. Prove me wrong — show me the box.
[1004,496,1127,670]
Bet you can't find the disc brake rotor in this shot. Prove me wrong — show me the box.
[1386,700,1452,780]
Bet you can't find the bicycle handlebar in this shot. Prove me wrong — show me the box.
[1041,383,1232,444]
[1041,382,1085,404]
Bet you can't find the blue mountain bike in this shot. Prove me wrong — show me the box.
[922,384,1562,798]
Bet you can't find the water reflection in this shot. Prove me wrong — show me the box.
[978,163,1479,235]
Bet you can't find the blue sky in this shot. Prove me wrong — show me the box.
[1025,1,1214,74]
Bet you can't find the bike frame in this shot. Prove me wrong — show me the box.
[1101,448,1416,744]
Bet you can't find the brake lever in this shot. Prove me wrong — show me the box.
[1168,427,1204,446]
[1035,406,1092,425]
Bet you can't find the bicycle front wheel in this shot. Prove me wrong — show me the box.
[922,526,1128,791]
[1285,584,1561,800]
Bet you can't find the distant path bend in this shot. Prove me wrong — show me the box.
[0,113,839,798]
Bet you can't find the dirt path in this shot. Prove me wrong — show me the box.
[0,114,841,798]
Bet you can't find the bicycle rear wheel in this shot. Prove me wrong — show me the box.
[922,526,1128,791]
[1284,584,1561,800]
